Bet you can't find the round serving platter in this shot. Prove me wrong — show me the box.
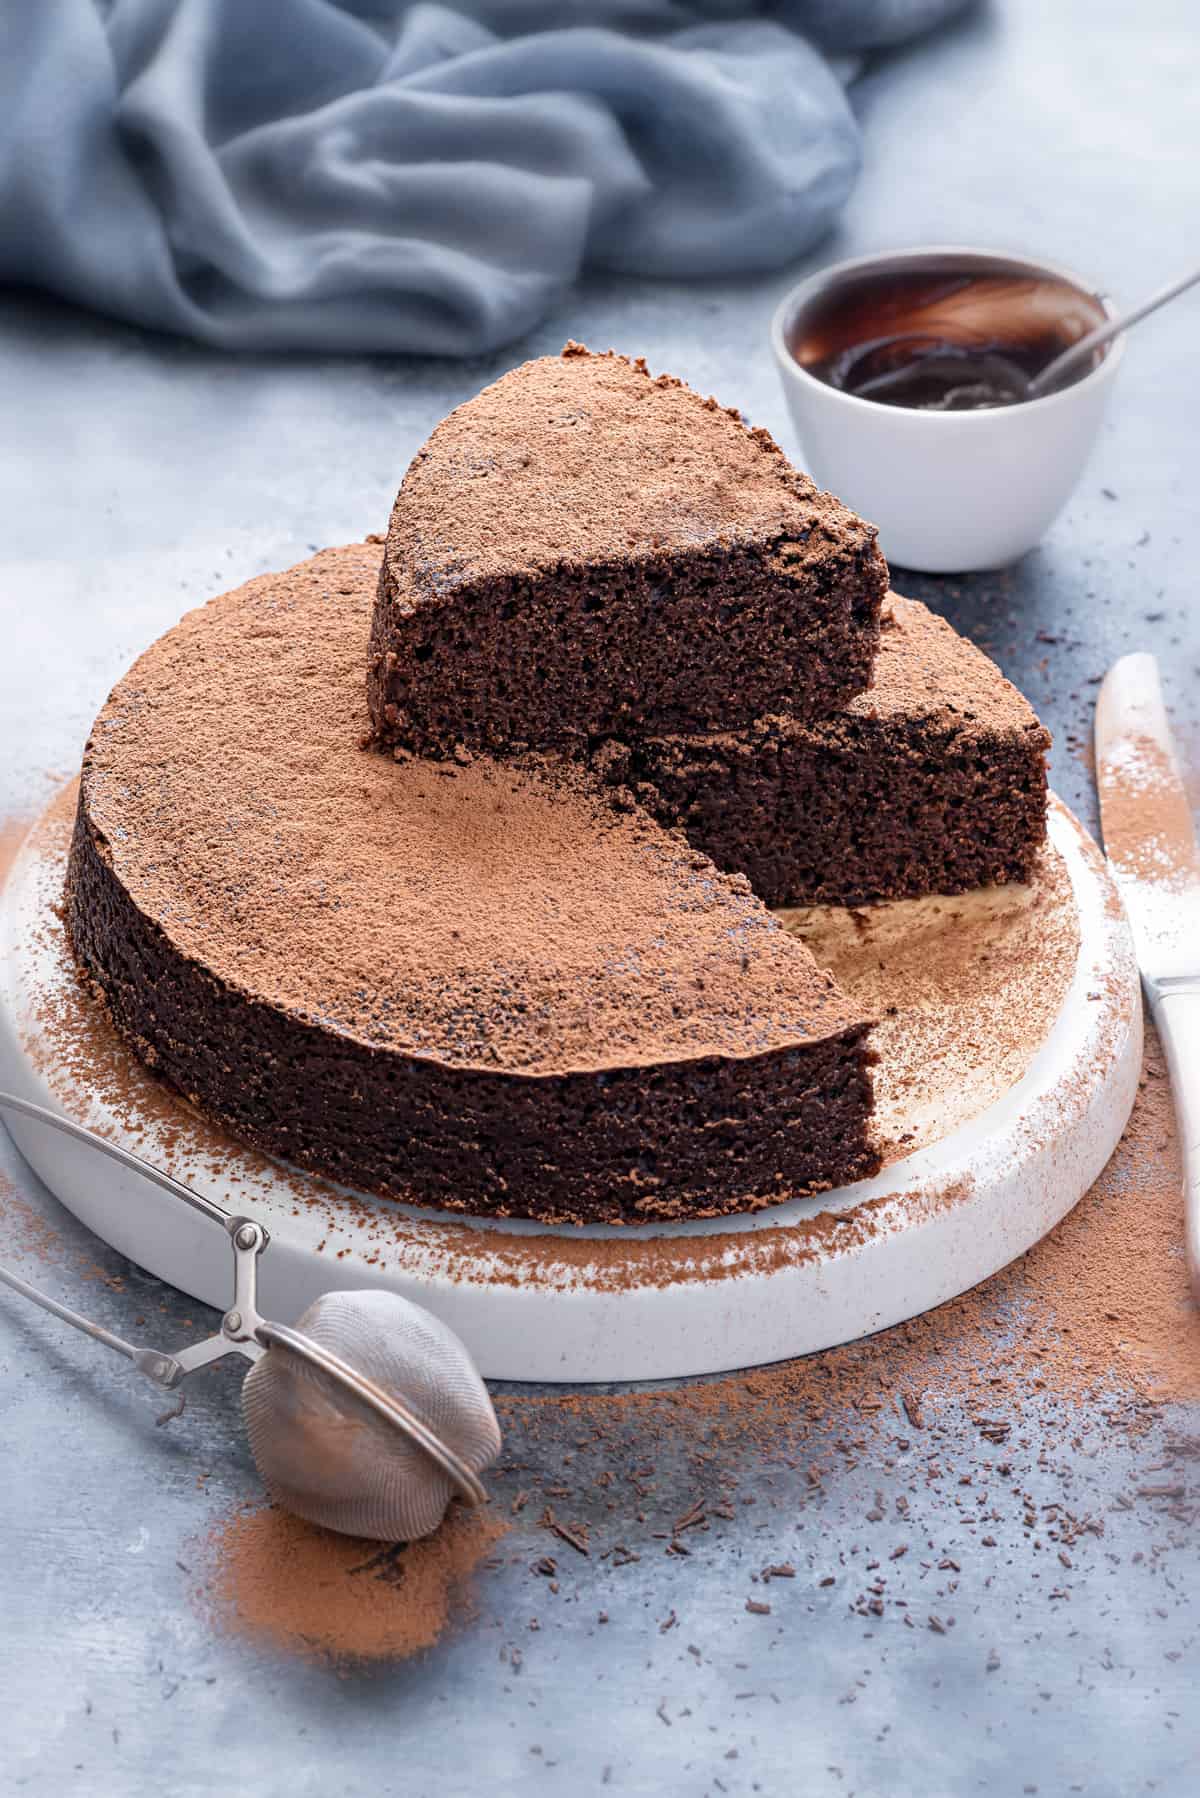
[0,785,1141,1383]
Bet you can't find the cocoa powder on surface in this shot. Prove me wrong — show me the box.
[194,1502,509,1666]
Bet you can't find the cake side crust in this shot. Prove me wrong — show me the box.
[66,806,879,1225]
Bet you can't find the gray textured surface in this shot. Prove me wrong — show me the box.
[1,2,1198,1793]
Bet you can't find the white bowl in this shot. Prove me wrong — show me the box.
[770,247,1124,574]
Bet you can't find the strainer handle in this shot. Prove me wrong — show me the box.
[0,1090,246,1235]
[0,1259,142,1361]
[0,1258,184,1389]
[0,1216,269,1390]
[0,1092,273,1390]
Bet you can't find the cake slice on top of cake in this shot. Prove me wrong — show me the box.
[368,343,888,759]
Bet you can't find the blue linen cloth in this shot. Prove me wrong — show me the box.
[0,1,972,355]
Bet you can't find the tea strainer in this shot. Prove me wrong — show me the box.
[0,1091,501,1540]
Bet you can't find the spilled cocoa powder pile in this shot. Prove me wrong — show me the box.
[194,1503,508,1665]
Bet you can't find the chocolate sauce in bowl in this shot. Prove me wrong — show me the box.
[788,268,1109,411]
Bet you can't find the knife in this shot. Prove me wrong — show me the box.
[1096,652,1200,1300]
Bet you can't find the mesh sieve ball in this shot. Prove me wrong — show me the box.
[241,1289,501,1541]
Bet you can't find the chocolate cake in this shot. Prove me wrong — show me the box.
[66,545,879,1227]
[368,344,888,758]
[598,595,1050,907]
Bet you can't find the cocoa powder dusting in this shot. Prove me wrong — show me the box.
[195,1502,508,1665]
[383,344,876,595]
[1099,731,1200,890]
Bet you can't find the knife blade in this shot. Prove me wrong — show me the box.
[1096,652,1200,988]
[1096,650,1200,1298]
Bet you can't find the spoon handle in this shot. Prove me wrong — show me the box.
[1028,263,1200,397]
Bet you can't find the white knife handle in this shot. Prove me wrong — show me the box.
[1152,987,1200,1303]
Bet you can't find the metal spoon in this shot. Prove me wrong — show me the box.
[1026,262,1200,398]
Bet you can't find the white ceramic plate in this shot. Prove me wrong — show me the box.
[0,791,1141,1382]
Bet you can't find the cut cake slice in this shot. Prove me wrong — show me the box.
[369,343,888,759]
[598,594,1051,907]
